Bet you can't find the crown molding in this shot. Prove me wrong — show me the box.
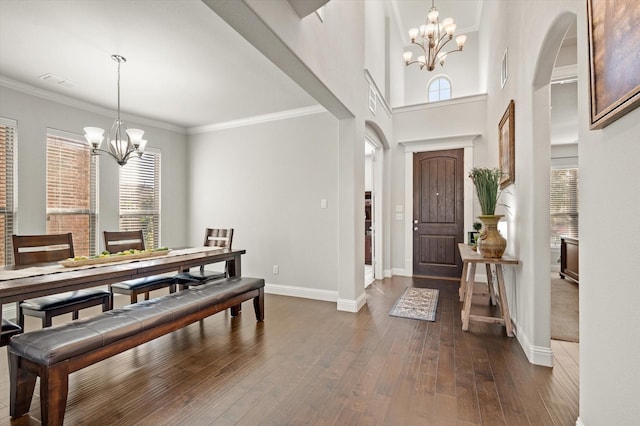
[187,104,326,134]
[0,75,187,134]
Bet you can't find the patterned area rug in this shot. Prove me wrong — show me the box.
[389,287,439,321]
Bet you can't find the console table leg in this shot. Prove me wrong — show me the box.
[485,264,497,306]
[462,264,476,331]
[495,265,514,337]
[459,262,469,302]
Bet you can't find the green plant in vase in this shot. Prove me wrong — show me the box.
[468,167,506,258]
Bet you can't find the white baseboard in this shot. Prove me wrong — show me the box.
[267,282,368,313]
[337,292,367,313]
[265,283,337,302]
[383,269,392,278]
[392,267,410,276]
[514,323,554,367]
[575,417,585,426]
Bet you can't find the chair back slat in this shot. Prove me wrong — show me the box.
[103,230,146,253]
[203,228,233,249]
[12,234,75,266]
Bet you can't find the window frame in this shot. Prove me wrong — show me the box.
[427,75,452,102]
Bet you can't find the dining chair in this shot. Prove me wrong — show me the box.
[174,228,234,289]
[12,233,112,329]
[0,319,22,347]
[104,230,176,304]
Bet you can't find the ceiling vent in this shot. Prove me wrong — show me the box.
[38,73,76,88]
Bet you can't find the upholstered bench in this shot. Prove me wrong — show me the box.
[8,276,265,426]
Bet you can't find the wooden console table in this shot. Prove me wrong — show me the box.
[458,243,519,337]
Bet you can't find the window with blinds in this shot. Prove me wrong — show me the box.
[46,132,97,256]
[550,168,578,247]
[0,118,16,266]
[119,151,160,249]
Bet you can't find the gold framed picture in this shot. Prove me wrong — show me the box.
[587,0,640,129]
[498,99,515,189]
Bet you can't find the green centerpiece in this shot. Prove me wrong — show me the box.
[468,167,507,258]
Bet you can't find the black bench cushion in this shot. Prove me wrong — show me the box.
[10,277,264,366]
[2,318,22,334]
[111,274,175,291]
[20,289,111,311]
[174,269,226,284]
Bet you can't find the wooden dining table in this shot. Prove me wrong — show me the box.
[0,247,245,329]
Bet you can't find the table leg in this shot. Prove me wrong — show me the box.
[462,263,476,331]
[227,254,242,278]
[485,264,497,306]
[459,262,469,302]
[495,265,514,337]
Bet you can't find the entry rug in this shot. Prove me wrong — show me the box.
[389,287,439,322]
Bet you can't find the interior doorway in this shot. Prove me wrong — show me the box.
[549,21,579,349]
[364,139,376,287]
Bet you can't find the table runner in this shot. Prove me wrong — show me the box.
[0,246,223,282]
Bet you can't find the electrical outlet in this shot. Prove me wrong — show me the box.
[273,265,279,274]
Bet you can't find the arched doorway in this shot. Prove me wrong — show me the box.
[530,11,577,364]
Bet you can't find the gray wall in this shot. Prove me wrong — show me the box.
[187,112,340,299]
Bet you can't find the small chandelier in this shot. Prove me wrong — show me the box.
[84,54,146,166]
[402,0,467,72]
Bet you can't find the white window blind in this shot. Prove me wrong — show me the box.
[0,118,16,266]
[550,168,578,247]
[119,150,160,249]
[46,131,97,256]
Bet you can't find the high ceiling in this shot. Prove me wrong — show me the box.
[393,0,483,36]
[0,0,482,131]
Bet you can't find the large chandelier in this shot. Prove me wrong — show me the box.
[84,54,146,166]
[402,0,467,72]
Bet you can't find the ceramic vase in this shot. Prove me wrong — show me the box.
[476,214,506,258]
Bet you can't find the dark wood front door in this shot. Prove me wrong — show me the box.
[413,149,464,278]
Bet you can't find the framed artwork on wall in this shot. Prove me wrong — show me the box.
[587,0,640,129]
[498,100,515,189]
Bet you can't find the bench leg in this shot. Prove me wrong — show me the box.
[9,351,37,419]
[40,362,70,426]
[230,304,241,317]
[253,287,264,322]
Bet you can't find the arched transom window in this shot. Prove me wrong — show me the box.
[428,76,452,102]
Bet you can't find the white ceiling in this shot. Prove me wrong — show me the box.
[393,0,483,36]
[0,0,483,132]
[0,0,317,130]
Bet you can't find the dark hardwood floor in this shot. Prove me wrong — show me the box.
[0,276,578,425]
